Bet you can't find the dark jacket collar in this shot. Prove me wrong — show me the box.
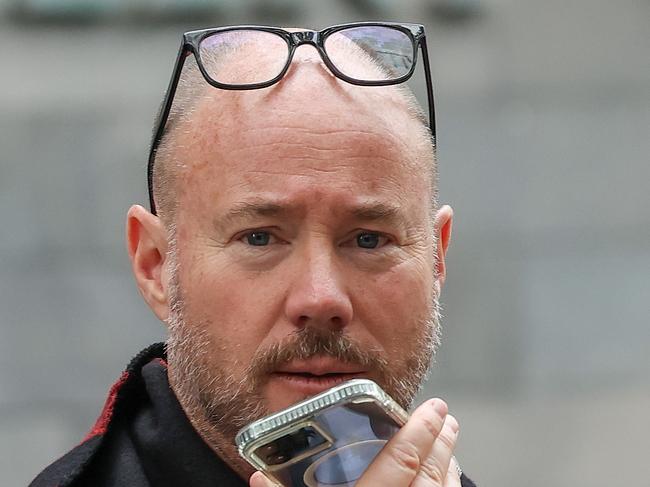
[31,343,247,487]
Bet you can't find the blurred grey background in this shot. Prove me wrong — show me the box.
[1,0,648,485]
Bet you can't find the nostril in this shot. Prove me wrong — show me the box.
[296,315,344,329]
[285,280,353,330]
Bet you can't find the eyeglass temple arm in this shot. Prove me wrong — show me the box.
[419,38,437,147]
[148,41,190,214]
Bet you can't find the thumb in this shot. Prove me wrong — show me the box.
[249,471,278,487]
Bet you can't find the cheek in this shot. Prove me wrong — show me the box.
[177,249,287,367]
[352,259,434,350]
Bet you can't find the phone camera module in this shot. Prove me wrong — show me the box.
[255,425,328,466]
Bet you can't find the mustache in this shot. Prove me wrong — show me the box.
[246,327,388,384]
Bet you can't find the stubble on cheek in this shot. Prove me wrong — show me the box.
[167,306,269,441]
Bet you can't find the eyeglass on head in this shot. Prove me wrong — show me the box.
[148,22,437,215]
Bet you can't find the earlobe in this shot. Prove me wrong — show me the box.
[433,205,453,289]
[126,205,170,321]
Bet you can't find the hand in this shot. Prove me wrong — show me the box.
[357,398,461,487]
[249,398,461,487]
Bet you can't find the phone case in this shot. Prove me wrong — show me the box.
[235,379,409,487]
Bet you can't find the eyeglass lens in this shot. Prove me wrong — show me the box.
[196,26,414,86]
[324,26,414,82]
[198,29,291,85]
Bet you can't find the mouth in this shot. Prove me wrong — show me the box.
[272,371,364,383]
[270,359,368,395]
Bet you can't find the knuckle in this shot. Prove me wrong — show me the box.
[418,457,446,483]
[437,429,457,451]
[389,441,422,476]
[419,414,444,438]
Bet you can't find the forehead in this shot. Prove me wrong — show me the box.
[172,58,432,219]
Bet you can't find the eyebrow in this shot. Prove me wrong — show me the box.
[214,199,408,232]
[215,200,286,233]
[350,202,405,227]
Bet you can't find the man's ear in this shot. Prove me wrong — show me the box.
[126,205,170,322]
[434,205,453,290]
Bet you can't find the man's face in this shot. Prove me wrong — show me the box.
[163,57,440,439]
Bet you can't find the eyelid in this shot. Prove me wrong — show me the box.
[234,227,289,246]
[342,230,393,248]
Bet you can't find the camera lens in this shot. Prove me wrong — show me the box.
[254,425,328,466]
[304,439,386,486]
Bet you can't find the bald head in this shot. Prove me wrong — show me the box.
[152,33,436,225]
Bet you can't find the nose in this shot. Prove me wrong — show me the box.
[284,246,353,332]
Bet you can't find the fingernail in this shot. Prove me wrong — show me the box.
[250,471,272,487]
[430,398,448,416]
[447,414,460,434]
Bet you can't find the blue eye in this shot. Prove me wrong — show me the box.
[246,231,271,246]
[356,232,380,249]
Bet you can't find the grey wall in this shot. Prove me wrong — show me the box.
[1,1,649,485]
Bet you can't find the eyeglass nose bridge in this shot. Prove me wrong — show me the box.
[290,30,319,46]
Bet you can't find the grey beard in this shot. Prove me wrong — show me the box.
[165,255,441,445]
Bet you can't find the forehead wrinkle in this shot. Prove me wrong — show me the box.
[216,110,421,170]
[231,120,414,153]
[221,128,411,158]
[228,118,425,178]
[214,142,418,184]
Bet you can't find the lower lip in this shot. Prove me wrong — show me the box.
[270,372,365,396]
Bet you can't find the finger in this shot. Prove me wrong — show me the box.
[411,414,459,487]
[356,398,448,487]
[249,471,277,487]
[444,456,462,487]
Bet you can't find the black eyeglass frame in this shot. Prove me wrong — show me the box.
[147,21,437,214]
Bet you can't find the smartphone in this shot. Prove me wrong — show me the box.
[235,379,408,487]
